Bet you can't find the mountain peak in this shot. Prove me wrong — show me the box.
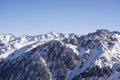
[95,29,113,36]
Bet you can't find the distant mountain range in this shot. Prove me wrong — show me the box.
[0,29,120,80]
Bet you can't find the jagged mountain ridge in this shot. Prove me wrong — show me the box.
[0,32,79,60]
[0,29,120,80]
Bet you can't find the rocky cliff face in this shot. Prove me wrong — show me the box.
[0,29,120,80]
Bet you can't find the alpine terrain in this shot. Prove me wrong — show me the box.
[0,29,120,80]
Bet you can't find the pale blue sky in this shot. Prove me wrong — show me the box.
[0,0,120,36]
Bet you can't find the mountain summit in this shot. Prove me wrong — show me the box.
[0,29,120,80]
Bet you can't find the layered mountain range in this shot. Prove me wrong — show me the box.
[0,29,120,80]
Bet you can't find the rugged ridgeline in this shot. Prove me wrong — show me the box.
[0,32,77,60]
[0,29,120,80]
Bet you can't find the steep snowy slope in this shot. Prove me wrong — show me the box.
[0,29,120,80]
[0,32,78,61]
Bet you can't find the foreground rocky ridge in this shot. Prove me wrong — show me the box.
[0,29,120,80]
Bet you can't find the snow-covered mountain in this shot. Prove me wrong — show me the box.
[0,29,120,80]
